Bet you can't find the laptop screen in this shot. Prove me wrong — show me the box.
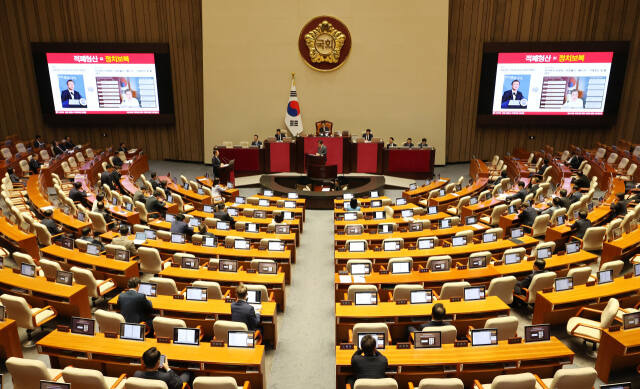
[71,317,95,336]
[471,328,498,346]
[511,228,524,238]
[234,239,250,250]
[284,201,296,209]
[466,216,478,225]
[258,199,269,207]
[428,206,437,215]
[430,259,450,272]
[635,263,640,277]
[55,270,73,285]
[464,286,486,301]
[134,232,146,242]
[185,287,207,301]
[235,196,246,204]
[358,333,385,349]
[371,200,382,208]
[288,192,298,199]
[390,262,411,274]
[219,259,238,272]
[348,241,366,252]
[623,312,640,330]
[268,241,285,251]
[87,244,100,256]
[343,193,353,200]
[138,282,157,297]
[598,270,613,284]
[203,205,214,213]
[469,197,478,205]
[114,249,130,262]
[537,247,552,260]
[482,232,497,243]
[181,257,199,269]
[504,252,521,264]
[370,191,379,198]
[344,212,358,221]
[469,256,487,269]
[451,236,466,247]
[203,237,216,247]
[373,211,385,219]
[401,210,413,218]
[20,263,35,277]
[227,208,239,217]
[171,233,185,244]
[263,190,274,196]
[417,238,435,250]
[350,263,371,275]
[60,237,74,250]
[144,229,156,240]
[120,323,145,341]
[254,210,267,218]
[354,291,377,305]
[409,183,417,191]
[77,212,85,222]
[414,331,441,349]
[524,324,551,343]
[554,277,573,291]
[40,381,71,389]
[173,327,200,346]
[599,384,631,389]
[383,241,400,251]
[409,222,423,231]
[345,225,363,235]
[166,214,176,223]
[378,224,393,234]
[439,219,451,229]
[566,241,580,254]
[556,215,565,225]
[242,289,260,304]
[228,330,255,348]
[410,289,432,304]
[283,211,294,220]
[439,189,445,196]
[245,223,258,232]
[188,217,200,227]
[396,198,407,206]
[216,221,230,230]
[258,262,277,274]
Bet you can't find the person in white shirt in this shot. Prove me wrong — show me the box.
[121,89,140,108]
[563,89,584,109]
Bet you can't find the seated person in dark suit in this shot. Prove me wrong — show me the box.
[33,135,45,149]
[145,190,166,215]
[568,154,583,170]
[407,302,448,336]
[52,140,64,156]
[95,202,113,224]
[418,138,428,148]
[251,134,262,147]
[118,143,128,153]
[170,213,193,237]
[403,137,414,148]
[110,166,126,193]
[527,177,540,195]
[69,181,90,208]
[80,227,104,251]
[507,181,527,202]
[610,193,628,217]
[134,347,192,389]
[28,153,41,174]
[490,170,508,187]
[541,197,562,216]
[92,194,105,212]
[572,210,592,239]
[63,136,75,150]
[116,277,154,330]
[347,334,388,388]
[111,154,123,167]
[516,201,539,227]
[150,172,162,190]
[386,137,397,149]
[274,128,285,141]
[537,159,549,176]
[318,122,330,136]
[214,203,234,224]
[569,185,582,204]
[41,209,62,235]
[7,168,20,184]
[112,225,138,256]
[133,190,147,204]
[515,259,546,295]
[231,283,260,330]
[101,165,115,189]
[573,173,590,189]
[363,129,373,141]
[558,189,571,209]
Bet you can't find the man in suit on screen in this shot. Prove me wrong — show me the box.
[61,80,84,108]
[501,79,525,109]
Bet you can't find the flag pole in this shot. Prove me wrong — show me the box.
[291,72,295,86]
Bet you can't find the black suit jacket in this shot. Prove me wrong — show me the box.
[317,144,327,156]
[517,270,545,291]
[42,218,61,235]
[53,145,64,156]
[145,196,165,214]
[575,175,590,189]
[231,300,260,330]
[517,207,539,226]
[351,350,388,381]
[61,89,82,102]
[133,370,184,389]
[363,133,373,141]
[508,189,528,202]
[170,220,193,236]
[28,159,40,174]
[610,200,628,217]
[110,170,125,192]
[527,184,539,195]
[501,90,524,103]
[569,192,582,204]
[69,188,90,207]
[251,141,262,147]
[116,289,153,324]
[559,197,572,209]
[101,171,114,189]
[275,133,285,141]
[386,143,397,149]
[33,140,45,148]
[573,218,592,239]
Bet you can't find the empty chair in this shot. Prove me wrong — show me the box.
[149,277,180,295]
[346,259,373,274]
[618,163,637,180]
[566,266,592,286]
[419,324,457,344]
[426,255,452,271]
[1,294,57,346]
[392,284,423,301]
[473,373,536,389]
[454,229,473,241]
[484,316,518,340]
[617,157,629,171]
[446,196,470,215]
[352,323,390,346]
[213,319,250,343]
[387,257,413,273]
[381,237,403,249]
[192,280,224,299]
[70,266,116,299]
[138,247,170,274]
[173,193,194,213]
[487,276,517,305]
[479,204,507,226]
[6,357,64,388]
[439,281,470,300]
[352,378,398,389]
[606,152,618,165]
[153,317,187,339]
[531,241,556,258]
[599,260,624,278]
[94,309,125,333]
[485,227,504,239]
[192,376,250,389]
[39,258,62,281]
[347,239,368,251]
[124,377,168,389]
[347,284,378,302]
[606,219,622,241]
[526,214,550,238]
[580,227,606,251]
[514,272,556,306]
[410,378,463,389]
[33,222,59,246]
[62,366,126,389]
[537,367,597,389]
[567,298,619,348]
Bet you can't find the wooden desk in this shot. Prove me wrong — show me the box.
[601,228,640,264]
[335,337,573,389]
[158,266,286,310]
[334,203,416,218]
[108,294,278,348]
[545,205,612,243]
[188,211,303,234]
[160,176,212,206]
[140,240,293,283]
[596,328,640,382]
[255,194,306,207]
[0,267,91,318]
[195,177,240,201]
[422,178,488,208]
[227,202,305,221]
[335,297,509,343]
[334,197,391,207]
[461,198,504,219]
[0,319,23,359]
[334,235,540,266]
[532,276,640,325]
[37,330,266,389]
[0,217,39,259]
[333,213,451,232]
[402,178,450,203]
[40,245,139,288]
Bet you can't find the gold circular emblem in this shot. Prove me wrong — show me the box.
[298,16,351,71]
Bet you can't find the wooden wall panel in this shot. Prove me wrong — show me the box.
[0,0,203,162]
[447,0,640,162]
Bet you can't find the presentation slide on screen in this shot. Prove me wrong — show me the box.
[46,53,160,114]
[492,52,613,115]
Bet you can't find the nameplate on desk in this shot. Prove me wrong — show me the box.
[609,325,621,332]
[225,297,235,303]
[104,332,118,339]
[542,287,553,294]
[454,340,469,347]
[208,263,218,271]
[419,268,429,273]
[338,270,349,275]
[337,231,345,235]
[340,300,353,306]
[586,280,596,287]
[395,299,407,305]
[408,246,417,250]
[449,297,461,302]
[379,270,389,275]
[396,342,411,349]
[508,337,522,344]
[340,343,355,350]
[457,265,467,270]
[171,263,180,267]
[56,325,70,333]
[338,248,346,252]
[625,273,633,279]
[173,294,184,300]
[246,269,257,274]
[210,340,225,347]
[258,246,266,251]
[157,337,171,344]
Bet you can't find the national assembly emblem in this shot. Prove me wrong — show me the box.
[298,16,351,71]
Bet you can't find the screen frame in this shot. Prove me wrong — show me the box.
[476,41,630,127]
[31,42,175,125]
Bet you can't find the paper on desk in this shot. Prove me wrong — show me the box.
[339,275,352,283]
[40,206,54,212]
[352,275,366,283]
[451,193,460,197]
[472,223,485,229]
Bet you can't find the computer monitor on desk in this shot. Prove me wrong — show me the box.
[120,323,145,341]
[414,331,441,349]
[471,328,498,346]
[174,327,200,346]
[524,324,550,343]
[40,381,70,389]
[358,333,385,349]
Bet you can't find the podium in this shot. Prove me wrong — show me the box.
[215,159,235,186]
[305,153,337,181]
